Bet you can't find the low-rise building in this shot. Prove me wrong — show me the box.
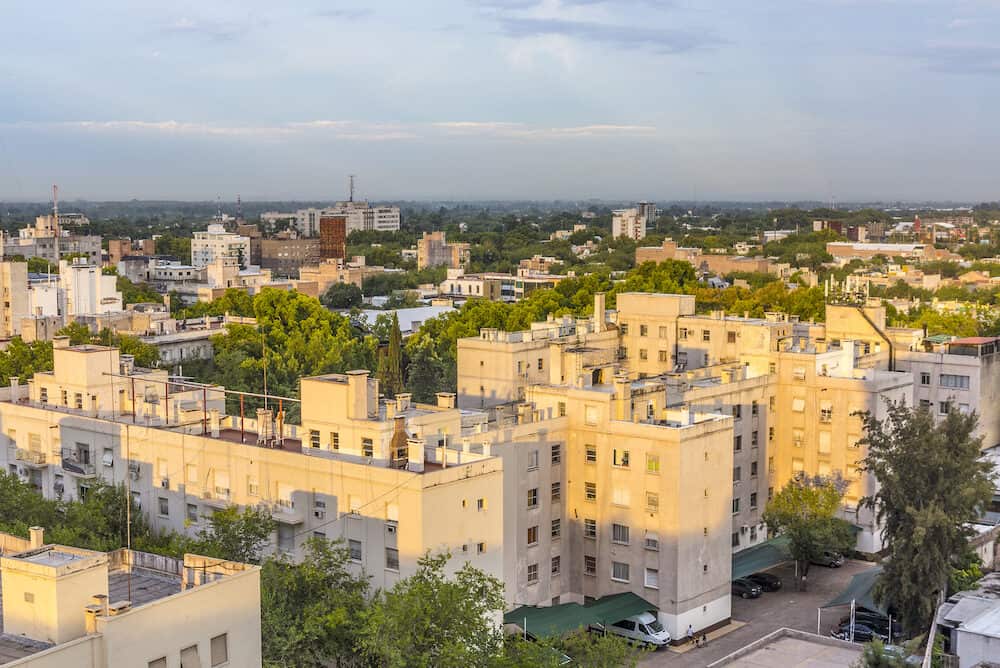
[261,237,321,277]
[0,216,100,265]
[191,224,252,269]
[417,231,471,270]
[0,527,261,668]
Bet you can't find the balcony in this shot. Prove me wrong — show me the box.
[61,452,97,477]
[14,448,48,468]
[261,499,304,525]
[201,488,231,508]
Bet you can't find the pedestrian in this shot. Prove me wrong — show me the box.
[700,633,708,648]
[686,624,694,645]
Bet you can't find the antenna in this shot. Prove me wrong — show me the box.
[236,194,243,221]
[216,196,222,221]
[349,174,355,203]
[52,184,60,261]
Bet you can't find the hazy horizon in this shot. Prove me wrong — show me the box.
[3,0,999,202]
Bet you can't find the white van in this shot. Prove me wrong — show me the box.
[602,612,671,648]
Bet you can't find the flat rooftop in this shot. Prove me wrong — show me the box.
[709,630,861,667]
[16,549,84,567]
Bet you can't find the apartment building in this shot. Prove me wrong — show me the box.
[191,224,252,269]
[416,231,471,270]
[0,528,261,667]
[0,343,505,603]
[292,202,400,236]
[0,216,101,265]
[612,209,646,240]
[107,238,156,266]
[260,237,321,277]
[0,262,30,338]
[59,258,123,318]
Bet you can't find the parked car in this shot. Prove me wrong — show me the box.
[745,572,782,592]
[831,622,888,643]
[593,612,671,648]
[838,611,890,636]
[812,550,845,567]
[732,578,763,599]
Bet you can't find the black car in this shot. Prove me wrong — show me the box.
[831,622,888,643]
[839,612,891,636]
[745,572,782,592]
[732,578,762,599]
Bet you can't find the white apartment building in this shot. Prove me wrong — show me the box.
[0,528,261,667]
[191,224,252,269]
[58,258,123,318]
[612,208,647,240]
[293,202,400,236]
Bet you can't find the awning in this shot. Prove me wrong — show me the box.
[504,592,656,638]
[732,535,791,580]
[821,565,886,614]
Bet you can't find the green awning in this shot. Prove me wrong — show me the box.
[504,592,656,638]
[732,535,792,579]
[821,565,886,614]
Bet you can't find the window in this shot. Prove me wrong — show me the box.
[612,487,630,506]
[612,561,630,582]
[584,518,596,538]
[537,357,544,371]
[585,405,599,425]
[646,492,659,512]
[732,497,741,514]
[557,402,566,417]
[585,482,596,501]
[527,488,538,508]
[612,523,630,544]
[386,547,400,570]
[180,645,200,668]
[679,327,688,340]
[551,555,561,575]
[149,659,167,668]
[330,432,339,450]
[792,397,805,412]
[940,374,970,389]
[527,563,538,583]
[658,350,668,362]
[751,400,759,416]
[157,497,169,517]
[750,525,758,541]
[362,438,373,457]
[702,329,711,342]
[940,401,952,415]
[919,399,931,409]
[751,430,759,447]
[750,461,758,477]
[768,426,775,442]
[186,503,198,523]
[613,449,630,467]
[645,533,660,551]
[477,542,486,554]
[247,477,259,497]
[733,466,741,482]
[658,325,668,338]
[527,526,539,545]
[551,481,561,501]
[732,532,740,547]
[732,404,742,419]
[210,633,229,667]
[74,393,83,410]
[349,539,362,562]
[477,498,486,511]
[585,445,597,463]
[645,567,659,589]
[750,492,758,508]
[551,518,561,538]
[639,349,648,360]
[585,555,597,575]
[820,407,832,423]
[768,362,776,375]
[528,450,539,470]
[734,435,742,452]
[39,387,47,403]
[639,324,648,336]
[727,331,737,344]
[551,443,561,464]
[309,430,320,448]
[646,454,660,474]
[920,372,931,385]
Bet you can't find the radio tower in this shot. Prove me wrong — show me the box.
[348,175,355,203]
[236,194,243,222]
[52,184,60,262]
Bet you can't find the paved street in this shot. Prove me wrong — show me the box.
[640,559,877,667]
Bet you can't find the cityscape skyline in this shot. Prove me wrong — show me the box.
[3,0,1000,202]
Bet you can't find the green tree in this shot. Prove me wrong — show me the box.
[117,275,163,305]
[320,282,363,309]
[852,639,908,667]
[763,475,856,590]
[57,321,93,345]
[358,551,505,668]
[194,505,276,564]
[49,481,150,553]
[858,402,994,633]
[377,312,403,397]
[948,551,983,595]
[0,337,54,384]
[404,332,445,403]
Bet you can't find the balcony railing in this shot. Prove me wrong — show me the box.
[61,453,96,477]
[15,448,47,467]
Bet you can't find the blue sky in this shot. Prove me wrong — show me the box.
[1,0,999,202]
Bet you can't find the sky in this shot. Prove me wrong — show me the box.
[1,0,1000,202]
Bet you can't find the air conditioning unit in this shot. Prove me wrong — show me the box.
[128,462,141,480]
[386,521,398,534]
[314,510,325,519]
[160,477,169,489]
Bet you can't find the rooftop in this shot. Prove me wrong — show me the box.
[707,628,861,667]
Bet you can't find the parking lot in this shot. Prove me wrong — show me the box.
[640,559,878,667]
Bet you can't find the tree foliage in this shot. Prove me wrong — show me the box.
[192,505,276,564]
[0,337,54,384]
[763,475,856,588]
[858,402,994,633]
[320,282,364,309]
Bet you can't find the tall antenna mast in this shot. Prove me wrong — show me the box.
[349,174,355,203]
[52,184,60,262]
[236,194,243,221]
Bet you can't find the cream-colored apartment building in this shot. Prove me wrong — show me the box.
[0,528,261,667]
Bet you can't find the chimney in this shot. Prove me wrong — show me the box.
[389,415,408,469]
[385,399,396,421]
[29,526,44,549]
[84,605,102,634]
[593,292,606,333]
[614,374,631,421]
[345,370,369,420]
[396,393,411,413]
[436,392,456,409]
[209,409,220,437]
[53,335,70,349]
[91,594,109,617]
